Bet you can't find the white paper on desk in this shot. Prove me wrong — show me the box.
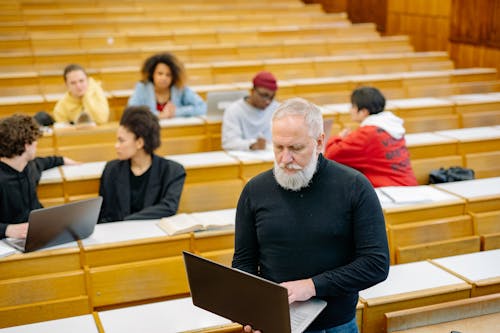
[82,220,165,246]
[0,240,18,257]
[190,208,236,228]
[380,186,455,204]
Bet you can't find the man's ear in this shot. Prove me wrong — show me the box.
[316,133,325,153]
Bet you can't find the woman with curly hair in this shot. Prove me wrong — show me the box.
[0,114,78,239]
[98,106,186,222]
[127,52,206,118]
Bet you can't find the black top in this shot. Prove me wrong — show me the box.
[98,154,186,222]
[0,156,64,238]
[232,154,390,330]
[129,166,151,214]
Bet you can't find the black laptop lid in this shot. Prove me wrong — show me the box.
[25,197,102,252]
[183,251,291,333]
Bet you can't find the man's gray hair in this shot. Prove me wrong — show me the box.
[272,97,323,138]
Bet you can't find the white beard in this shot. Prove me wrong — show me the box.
[273,145,318,191]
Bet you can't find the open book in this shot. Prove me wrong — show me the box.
[157,209,236,236]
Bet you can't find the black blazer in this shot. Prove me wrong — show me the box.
[98,154,186,223]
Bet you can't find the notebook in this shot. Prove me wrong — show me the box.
[183,251,327,333]
[3,197,102,253]
[206,90,248,117]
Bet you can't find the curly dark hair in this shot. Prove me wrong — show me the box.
[120,106,161,154]
[141,52,186,89]
[0,114,42,158]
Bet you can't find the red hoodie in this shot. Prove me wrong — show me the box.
[325,111,418,187]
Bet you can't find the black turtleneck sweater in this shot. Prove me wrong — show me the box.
[0,156,64,238]
[232,154,390,330]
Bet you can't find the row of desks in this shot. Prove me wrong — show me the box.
[1,68,498,119]
[2,220,499,333]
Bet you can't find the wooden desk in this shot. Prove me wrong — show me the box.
[385,293,500,333]
[430,249,500,297]
[81,220,192,308]
[158,117,209,156]
[435,126,500,154]
[97,297,238,333]
[405,132,459,159]
[0,244,89,328]
[434,177,500,213]
[225,149,274,183]
[169,151,243,213]
[60,162,106,202]
[379,185,466,224]
[0,314,100,333]
[38,166,65,207]
[359,260,471,333]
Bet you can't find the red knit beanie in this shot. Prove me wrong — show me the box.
[252,71,278,91]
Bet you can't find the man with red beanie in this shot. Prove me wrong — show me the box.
[222,71,280,151]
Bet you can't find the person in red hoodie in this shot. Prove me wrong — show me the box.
[325,86,418,187]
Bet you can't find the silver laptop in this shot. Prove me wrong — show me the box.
[3,197,102,252]
[183,251,327,333]
[206,90,248,117]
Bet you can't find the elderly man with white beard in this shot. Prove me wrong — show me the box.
[232,98,390,333]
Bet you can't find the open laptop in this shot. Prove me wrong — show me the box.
[183,251,327,333]
[3,197,102,253]
[206,90,248,117]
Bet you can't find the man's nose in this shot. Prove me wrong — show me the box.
[281,149,294,164]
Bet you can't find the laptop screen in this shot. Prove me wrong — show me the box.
[183,251,326,333]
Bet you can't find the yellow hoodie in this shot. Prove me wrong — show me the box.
[53,77,110,125]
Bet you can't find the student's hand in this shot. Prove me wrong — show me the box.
[250,137,266,150]
[280,278,316,303]
[339,128,351,138]
[5,223,28,239]
[164,102,176,118]
[243,325,261,333]
[63,157,80,165]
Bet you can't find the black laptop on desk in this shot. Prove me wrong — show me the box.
[3,197,102,253]
[183,251,327,333]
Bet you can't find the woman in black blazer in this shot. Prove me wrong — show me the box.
[98,106,186,222]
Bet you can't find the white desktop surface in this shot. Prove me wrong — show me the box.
[321,103,351,115]
[82,220,166,246]
[446,93,500,103]
[434,177,500,199]
[359,261,466,301]
[60,161,106,180]
[432,249,500,282]
[98,297,232,333]
[39,166,63,184]
[159,116,205,127]
[435,126,500,141]
[226,149,275,163]
[168,151,238,167]
[378,185,462,208]
[405,132,457,147]
[389,97,453,108]
[0,315,98,333]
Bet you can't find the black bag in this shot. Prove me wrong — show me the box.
[429,166,475,184]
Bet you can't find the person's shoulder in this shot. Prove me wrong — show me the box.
[104,159,125,171]
[323,155,363,177]
[246,168,274,188]
[156,155,186,173]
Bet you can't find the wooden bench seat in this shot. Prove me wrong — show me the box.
[470,210,500,250]
[387,215,480,264]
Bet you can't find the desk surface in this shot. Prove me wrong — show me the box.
[378,185,463,209]
[226,149,275,163]
[98,297,232,333]
[168,151,239,168]
[81,220,166,247]
[0,314,98,333]
[39,166,63,184]
[60,161,106,180]
[434,177,500,199]
[359,261,468,304]
[431,249,500,282]
[392,312,500,333]
[435,126,500,142]
[405,132,457,147]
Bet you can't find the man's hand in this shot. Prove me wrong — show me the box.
[250,137,266,150]
[243,325,261,333]
[280,278,316,303]
[5,223,28,239]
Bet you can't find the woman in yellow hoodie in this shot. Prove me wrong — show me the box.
[53,64,110,125]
